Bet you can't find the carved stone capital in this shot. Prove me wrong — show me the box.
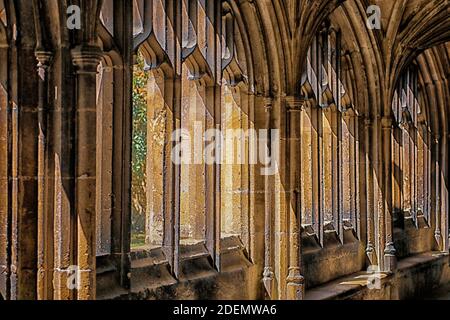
[35,51,53,80]
[433,134,441,145]
[285,96,306,112]
[381,117,393,130]
[384,242,396,255]
[264,97,273,113]
[286,267,305,300]
[384,242,397,272]
[35,51,53,67]
[286,267,304,284]
[383,242,397,272]
[71,45,102,74]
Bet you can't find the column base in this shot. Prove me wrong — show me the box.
[384,243,397,272]
[286,267,305,300]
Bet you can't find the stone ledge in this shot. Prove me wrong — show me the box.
[97,236,256,300]
[305,252,450,300]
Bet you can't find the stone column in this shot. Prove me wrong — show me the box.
[441,134,449,253]
[365,117,376,264]
[35,50,53,300]
[71,46,101,300]
[285,96,305,300]
[262,97,275,299]
[433,135,442,249]
[0,36,9,299]
[382,116,397,272]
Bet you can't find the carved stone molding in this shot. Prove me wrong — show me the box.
[285,96,306,112]
[72,45,102,74]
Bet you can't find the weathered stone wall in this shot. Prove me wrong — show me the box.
[0,0,448,301]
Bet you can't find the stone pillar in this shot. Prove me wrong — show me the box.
[71,46,101,300]
[382,116,397,272]
[0,36,9,299]
[365,117,376,264]
[262,97,275,299]
[35,50,53,300]
[433,135,442,249]
[441,134,449,253]
[285,96,305,300]
[10,23,40,300]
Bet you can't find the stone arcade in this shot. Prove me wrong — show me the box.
[0,0,449,300]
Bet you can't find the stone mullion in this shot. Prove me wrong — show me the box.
[298,107,308,228]
[204,83,217,265]
[161,0,182,280]
[180,77,194,241]
[286,97,305,300]
[407,124,415,224]
[9,39,18,297]
[211,83,222,271]
[96,62,113,256]
[364,118,376,264]
[399,125,405,216]
[183,78,206,243]
[400,125,406,213]
[162,75,181,278]
[433,135,442,249]
[440,134,449,253]
[317,34,325,246]
[72,47,101,300]
[239,87,250,253]
[382,116,396,272]
[35,51,53,300]
[205,0,222,272]
[247,93,257,264]
[342,112,351,226]
[110,0,133,290]
[262,98,274,298]
[373,117,384,269]
[350,113,359,234]
[110,56,133,289]
[52,49,75,301]
[333,108,343,242]
[407,124,414,222]
[426,131,432,222]
[10,37,39,300]
[219,85,229,240]
[418,125,426,220]
[355,115,363,241]
[273,95,287,300]
[313,106,324,246]
[412,125,418,226]
[204,83,220,269]
[195,83,206,242]
[392,125,402,225]
[0,41,9,299]
[231,88,242,242]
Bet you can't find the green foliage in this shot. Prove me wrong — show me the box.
[132,53,149,233]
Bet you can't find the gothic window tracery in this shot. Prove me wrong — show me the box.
[96,0,254,278]
[393,66,431,226]
[300,23,360,244]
